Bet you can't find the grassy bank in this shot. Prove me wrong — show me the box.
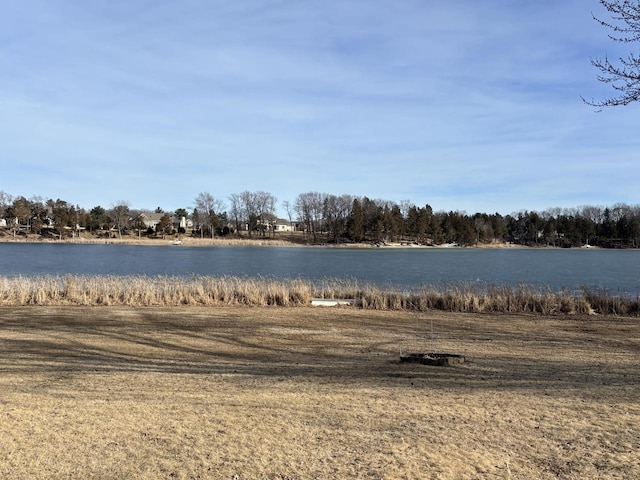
[1,306,638,479]
[1,275,638,315]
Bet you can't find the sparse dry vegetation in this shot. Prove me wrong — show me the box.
[0,275,638,315]
[0,306,638,479]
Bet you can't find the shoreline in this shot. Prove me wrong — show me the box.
[0,233,530,249]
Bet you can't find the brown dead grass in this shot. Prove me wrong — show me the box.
[0,306,639,479]
[1,275,627,315]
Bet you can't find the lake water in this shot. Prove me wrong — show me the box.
[1,243,639,293]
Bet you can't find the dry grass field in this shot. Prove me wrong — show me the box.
[0,306,638,479]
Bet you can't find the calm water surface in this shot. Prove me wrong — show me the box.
[1,243,639,293]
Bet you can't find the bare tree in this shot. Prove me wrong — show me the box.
[110,201,131,239]
[282,200,294,231]
[228,193,243,235]
[236,191,277,237]
[255,191,277,237]
[195,192,225,238]
[239,191,258,236]
[399,199,413,222]
[579,205,605,226]
[585,0,640,108]
[295,192,326,243]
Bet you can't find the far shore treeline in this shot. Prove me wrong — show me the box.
[1,190,639,248]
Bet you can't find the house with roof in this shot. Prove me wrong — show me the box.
[140,213,192,232]
[140,213,165,230]
[272,218,294,232]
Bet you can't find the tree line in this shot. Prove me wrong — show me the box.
[2,190,640,248]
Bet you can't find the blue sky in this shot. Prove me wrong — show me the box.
[1,0,638,216]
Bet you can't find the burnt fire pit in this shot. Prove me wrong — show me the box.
[400,352,465,366]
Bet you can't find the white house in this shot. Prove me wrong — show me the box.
[272,219,294,232]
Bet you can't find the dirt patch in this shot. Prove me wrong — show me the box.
[0,306,638,479]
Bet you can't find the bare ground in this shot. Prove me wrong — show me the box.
[0,306,638,479]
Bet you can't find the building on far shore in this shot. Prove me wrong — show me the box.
[140,213,192,232]
[273,218,294,232]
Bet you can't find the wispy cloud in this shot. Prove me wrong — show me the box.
[1,0,638,214]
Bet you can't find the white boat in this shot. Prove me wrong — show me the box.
[581,239,595,248]
[170,240,182,246]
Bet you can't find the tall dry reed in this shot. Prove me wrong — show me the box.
[0,276,635,315]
